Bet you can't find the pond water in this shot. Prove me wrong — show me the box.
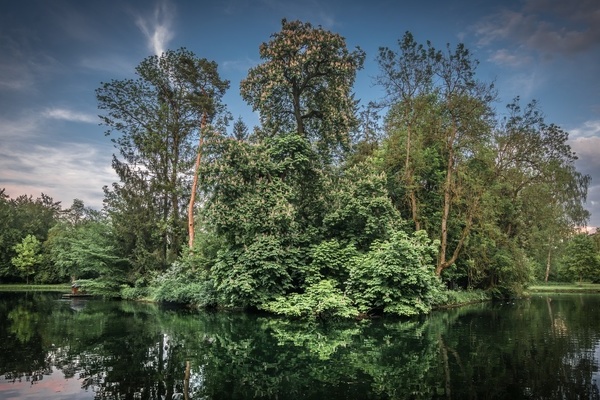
[1,292,600,399]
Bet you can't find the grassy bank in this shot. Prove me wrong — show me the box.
[0,283,71,292]
[527,282,600,293]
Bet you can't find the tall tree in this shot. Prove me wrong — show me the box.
[376,32,434,230]
[240,19,365,162]
[97,48,228,273]
[377,34,495,276]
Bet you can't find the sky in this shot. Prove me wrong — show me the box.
[1,0,599,227]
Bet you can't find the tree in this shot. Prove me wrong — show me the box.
[232,116,249,141]
[240,19,365,162]
[0,190,61,282]
[97,48,228,274]
[46,217,122,284]
[12,234,43,284]
[376,32,434,230]
[199,132,321,307]
[377,33,496,277]
[489,98,590,284]
[561,234,600,283]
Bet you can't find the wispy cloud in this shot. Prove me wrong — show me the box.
[0,113,114,209]
[80,54,136,76]
[474,0,600,62]
[488,48,533,67]
[43,108,97,124]
[0,142,116,209]
[135,0,175,56]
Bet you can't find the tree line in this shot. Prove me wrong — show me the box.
[1,20,598,318]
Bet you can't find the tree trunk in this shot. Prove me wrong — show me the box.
[404,118,421,231]
[188,113,207,249]
[544,245,552,283]
[437,151,454,276]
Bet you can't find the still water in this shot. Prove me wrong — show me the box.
[1,291,600,399]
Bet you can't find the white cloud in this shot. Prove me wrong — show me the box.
[570,120,600,139]
[0,114,115,209]
[43,108,97,124]
[135,0,175,56]
[0,141,116,210]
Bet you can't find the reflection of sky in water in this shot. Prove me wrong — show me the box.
[0,367,90,400]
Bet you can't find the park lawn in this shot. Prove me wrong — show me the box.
[527,282,600,293]
[0,283,71,292]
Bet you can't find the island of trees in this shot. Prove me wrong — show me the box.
[1,20,598,319]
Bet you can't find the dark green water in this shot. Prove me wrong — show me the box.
[1,292,600,399]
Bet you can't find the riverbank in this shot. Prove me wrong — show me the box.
[0,284,71,292]
[527,282,600,293]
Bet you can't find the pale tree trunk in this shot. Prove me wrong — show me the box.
[544,244,553,283]
[188,113,207,249]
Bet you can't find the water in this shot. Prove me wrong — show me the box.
[1,292,600,399]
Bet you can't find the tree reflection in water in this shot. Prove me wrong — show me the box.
[1,292,600,399]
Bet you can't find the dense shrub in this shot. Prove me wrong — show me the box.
[347,230,444,317]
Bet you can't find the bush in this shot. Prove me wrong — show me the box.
[150,262,217,307]
[347,230,444,317]
[262,279,358,320]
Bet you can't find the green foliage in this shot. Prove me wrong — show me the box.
[323,161,401,251]
[46,220,123,284]
[347,230,444,316]
[241,19,365,162]
[262,279,358,320]
[440,289,491,307]
[11,235,43,284]
[305,239,358,286]
[147,262,216,306]
[98,47,229,274]
[211,235,295,308]
[0,190,61,282]
[560,234,600,283]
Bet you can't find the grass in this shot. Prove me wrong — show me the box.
[0,283,71,292]
[527,282,600,293]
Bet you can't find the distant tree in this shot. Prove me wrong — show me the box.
[561,234,600,283]
[63,198,87,225]
[232,116,249,141]
[0,190,61,282]
[12,234,43,284]
[241,19,365,162]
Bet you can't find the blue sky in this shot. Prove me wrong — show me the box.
[1,0,599,227]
